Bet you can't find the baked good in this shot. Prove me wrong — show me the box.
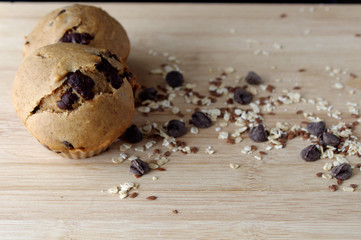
[22,4,130,60]
[12,43,138,158]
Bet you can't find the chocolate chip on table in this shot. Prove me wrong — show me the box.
[191,111,212,128]
[306,121,326,136]
[245,71,262,85]
[249,124,268,142]
[57,88,79,110]
[95,56,123,89]
[167,120,187,138]
[59,31,93,45]
[122,124,143,143]
[138,87,157,101]
[319,132,340,147]
[332,163,352,180]
[129,158,150,176]
[67,70,95,100]
[62,141,74,150]
[234,88,252,105]
[300,145,321,162]
[166,71,184,88]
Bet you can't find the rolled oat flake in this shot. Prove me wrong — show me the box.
[332,163,352,180]
[300,145,321,162]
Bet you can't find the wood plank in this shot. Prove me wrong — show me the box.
[1,3,361,239]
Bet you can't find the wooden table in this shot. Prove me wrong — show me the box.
[1,3,361,239]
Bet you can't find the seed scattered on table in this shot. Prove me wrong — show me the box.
[146,196,157,200]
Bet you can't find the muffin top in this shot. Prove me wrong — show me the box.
[13,43,136,152]
[23,4,130,60]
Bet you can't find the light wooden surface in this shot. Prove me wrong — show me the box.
[1,3,361,239]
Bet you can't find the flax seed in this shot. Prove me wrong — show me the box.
[129,192,138,199]
[329,185,338,192]
[350,184,358,189]
[156,167,166,171]
[316,172,323,178]
[146,196,157,200]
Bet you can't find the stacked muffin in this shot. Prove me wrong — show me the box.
[12,4,138,158]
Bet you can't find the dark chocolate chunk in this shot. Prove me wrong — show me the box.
[121,124,143,143]
[57,9,66,17]
[249,124,268,142]
[245,71,262,85]
[234,88,252,104]
[167,120,187,138]
[109,53,120,61]
[129,158,150,175]
[300,145,321,162]
[56,88,79,110]
[95,56,123,89]
[166,71,184,88]
[307,121,326,136]
[123,71,133,81]
[332,163,352,180]
[138,87,157,101]
[62,141,74,150]
[67,70,95,100]
[191,111,212,128]
[59,31,93,45]
[319,132,340,147]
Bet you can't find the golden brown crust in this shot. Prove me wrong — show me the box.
[13,43,135,157]
[22,4,130,60]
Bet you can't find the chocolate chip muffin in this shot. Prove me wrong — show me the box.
[22,4,130,60]
[13,43,138,158]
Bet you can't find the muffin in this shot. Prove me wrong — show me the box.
[22,4,130,60]
[12,43,138,158]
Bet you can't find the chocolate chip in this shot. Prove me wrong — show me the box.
[234,88,252,104]
[67,71,95,100]
[56,88,79,110]
[109,53,120,61]
[123,71,133,81]
[166,71,184,88]
[249,124,268,142]
[59,31,93,45]
[191,111,212,128]
[57,9,66,17]
[307,121,326,136]
[121,124,143,143]
[62,141,74,150]
[319,132,340,147]
[167,120,187,138]
[129,158,150,176]
[332,163,352,180]
[300,145,321,162]
[245,71,262,85]
[95,56,123,89]
[138,87,157,101]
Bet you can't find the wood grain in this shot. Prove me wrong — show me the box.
[1,3,361,239]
